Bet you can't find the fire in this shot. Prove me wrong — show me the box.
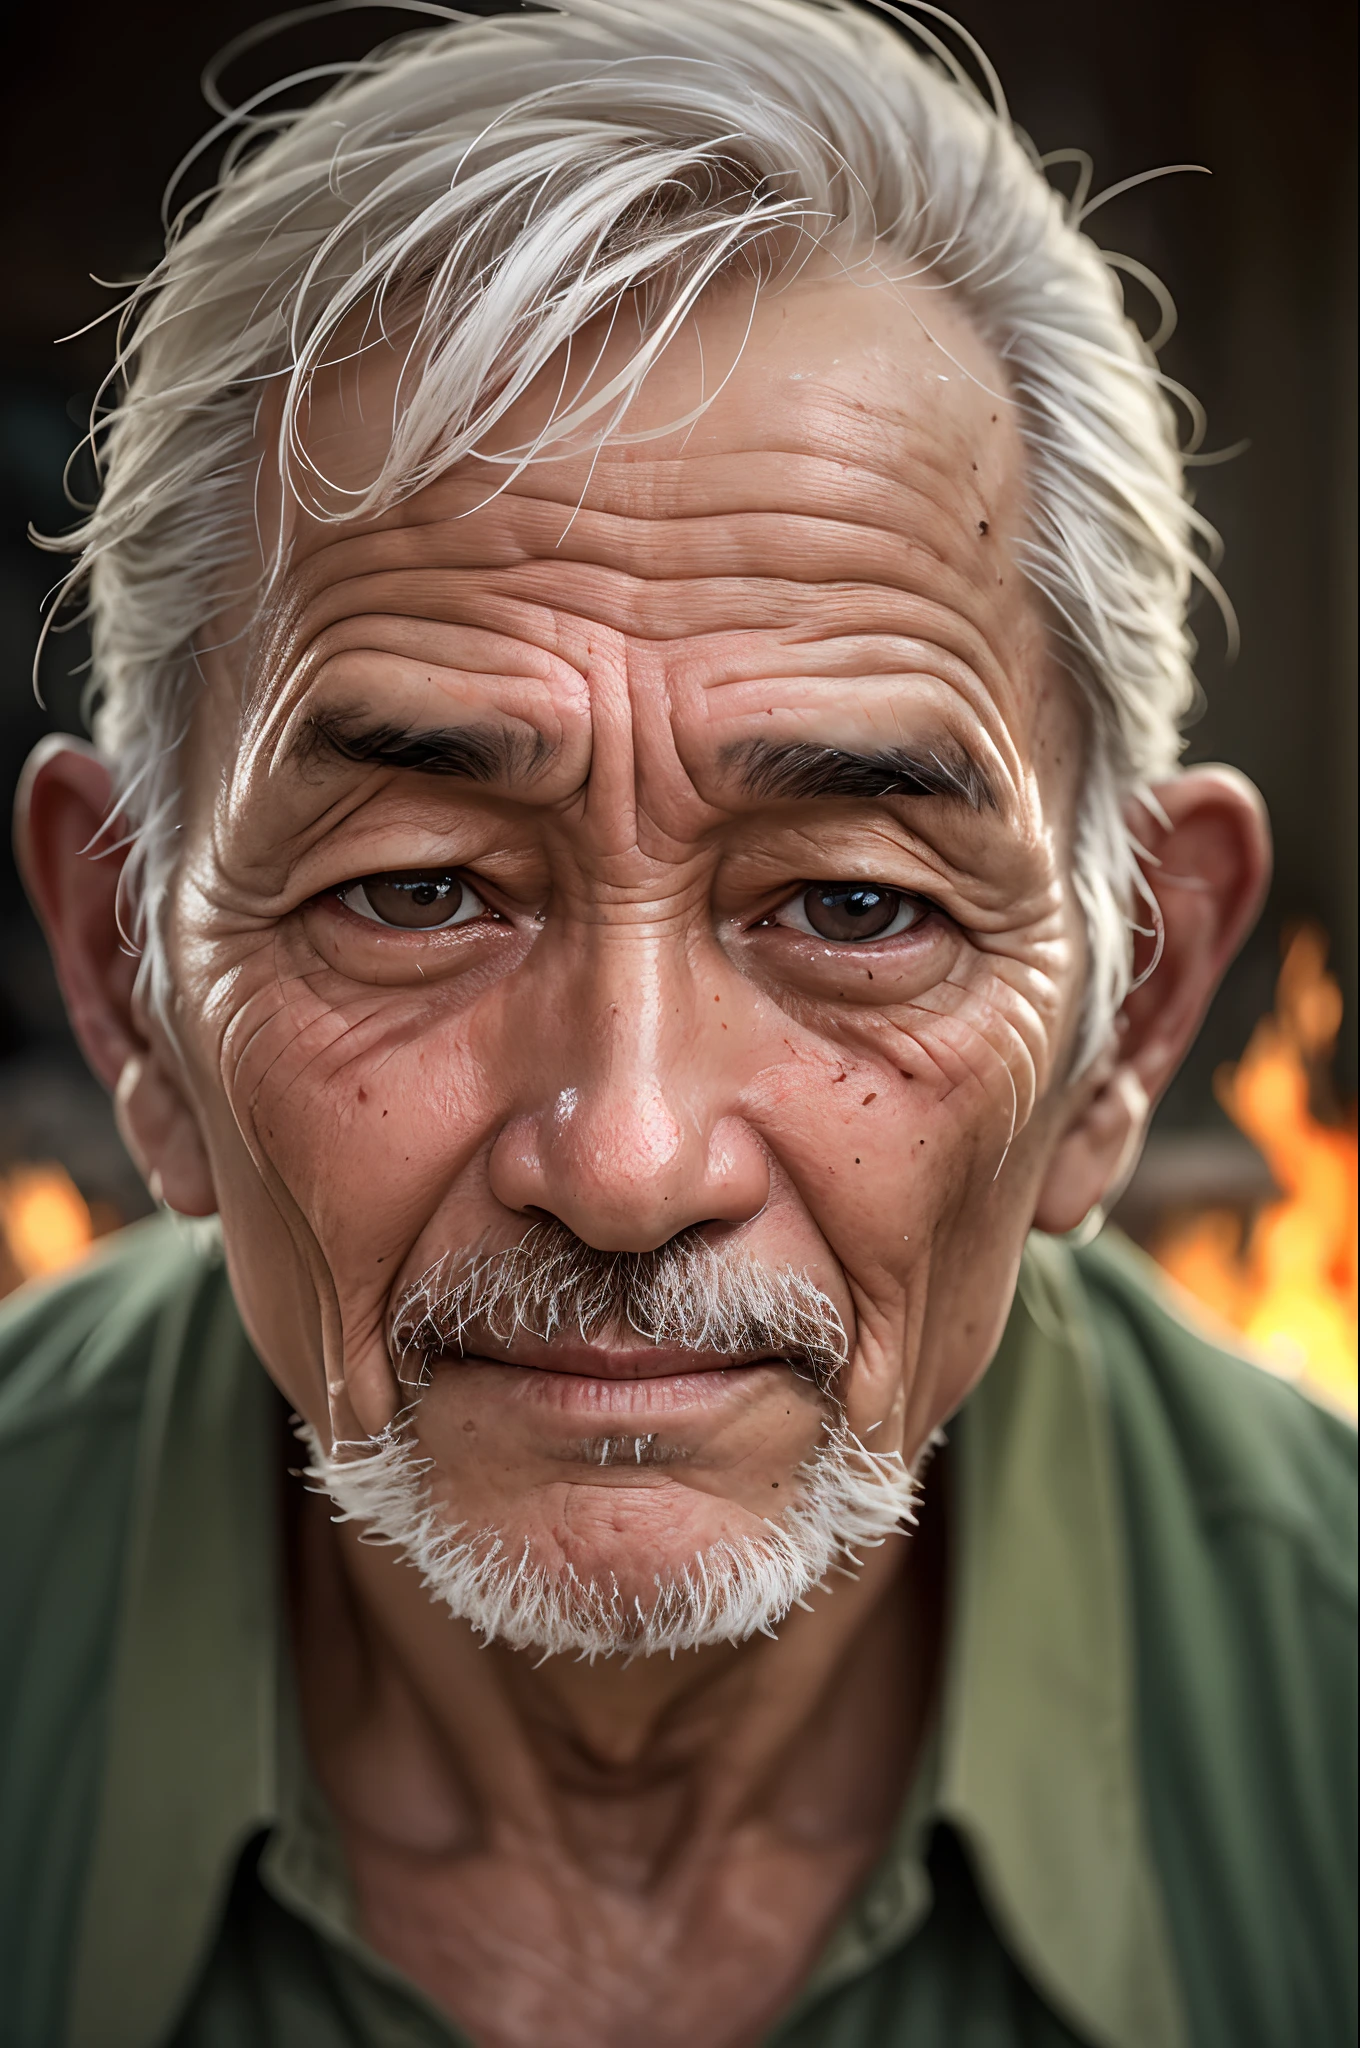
[0,1164,95,1290]
[1154,928,1358,1415]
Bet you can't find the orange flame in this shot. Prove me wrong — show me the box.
[0,1164,95,1290]
[1154,928,1358,1415]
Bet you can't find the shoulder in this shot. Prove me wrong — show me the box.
[0,1212,231,1439]
[1074,1228,1355,1598]
[1072,1230,1356,2048]
[0,1213,237,1598]
[0,1209,237,1672]
[0,1217,233,2046]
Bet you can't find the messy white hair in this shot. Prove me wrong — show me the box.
[47,0,1220,1062]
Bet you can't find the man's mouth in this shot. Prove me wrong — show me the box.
[440,1334,791,1379]
[397,1329,816,1418]
[386,1225,849,1407]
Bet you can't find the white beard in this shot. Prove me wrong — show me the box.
[307,1222,925,1660]
[298,1415,923,1661]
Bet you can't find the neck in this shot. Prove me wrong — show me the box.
[289,1472,945,1883]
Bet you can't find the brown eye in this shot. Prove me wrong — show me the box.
[339,872,488,930]
[776,884,923,942]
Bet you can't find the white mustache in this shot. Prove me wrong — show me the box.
[389,1220,849,1390]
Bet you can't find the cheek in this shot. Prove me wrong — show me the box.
[193,940,504,1433]
[211,946,493,1247]
[743,957,1070,1434]
[751,951,1068,1244]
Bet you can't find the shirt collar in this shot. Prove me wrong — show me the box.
[788,1233,1186,2048]
[67,1221,282,2048]
[68,1228,1185,2048]
[935,1232,1186,2048]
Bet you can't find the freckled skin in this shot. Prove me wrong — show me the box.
[185,275,1081,1498]
[161,274,1088,2044]
[19,268,1269,2048]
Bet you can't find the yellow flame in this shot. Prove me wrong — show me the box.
[1155,928,1358,1415]
[0,1164,95,1285]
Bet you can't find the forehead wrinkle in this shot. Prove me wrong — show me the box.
[240,573,1033,824]
[250,263,1031,703]
[269,478,982,607]
[238,435,1037,822]
[385,499,961,586]
[268,564,1018,691]
[255,407,1028,706]
[237,576,578,781]
[236,525,1041,811]
[508,573,1028,748]
[584,428,1008,554]
[287,429,1002,568]
[274,370,1016,591]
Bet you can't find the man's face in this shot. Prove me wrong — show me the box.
[169,269,1087,1611]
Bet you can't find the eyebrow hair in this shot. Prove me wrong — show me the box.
[724,738,997,811]
[299,711,549,783]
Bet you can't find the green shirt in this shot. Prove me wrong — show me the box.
[0,1218,1353,2048]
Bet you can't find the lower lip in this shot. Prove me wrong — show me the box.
[441,1359,789,1418]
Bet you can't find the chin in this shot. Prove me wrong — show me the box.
[486,1468,781,1602]
[299,1408,922,1661]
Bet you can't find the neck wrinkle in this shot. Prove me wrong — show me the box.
[295,1477,936,1886]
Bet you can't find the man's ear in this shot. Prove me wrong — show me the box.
[14,735,217,1216]
[1034,765,1271,1235]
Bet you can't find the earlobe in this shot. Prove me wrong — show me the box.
[15,735,217,1218]
[1034,765,1271,1236]
[1033,1057,1149,1236]
[114,1054,219,1217]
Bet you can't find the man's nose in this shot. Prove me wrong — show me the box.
[487,926,771,1253]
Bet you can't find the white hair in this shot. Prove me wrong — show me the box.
[47,0,1221,1062]
[300,1413,920,1660]
[389,1218,849,1386]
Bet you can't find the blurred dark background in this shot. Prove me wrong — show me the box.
[1,0,1355,1226]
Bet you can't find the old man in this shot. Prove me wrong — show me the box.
[1,2,1354,2045]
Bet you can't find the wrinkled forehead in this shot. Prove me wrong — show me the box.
[212,266,1075,821]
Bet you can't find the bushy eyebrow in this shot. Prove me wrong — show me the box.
[723,738,997,811]
[297,710,550,782]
